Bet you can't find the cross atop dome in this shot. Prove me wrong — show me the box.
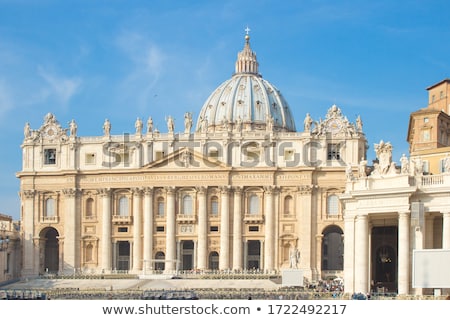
[235,27,259,75]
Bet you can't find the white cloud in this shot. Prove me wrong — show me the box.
[37,66,82,107]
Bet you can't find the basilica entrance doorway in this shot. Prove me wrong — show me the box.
[116,241,130,271]
[181,240,194,270]
[41,227,59,274]
[371,226,397,293]
[247,240,261,270]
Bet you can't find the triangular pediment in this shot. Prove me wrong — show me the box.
[143,148,229,169]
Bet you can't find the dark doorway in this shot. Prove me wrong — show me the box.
[181,240,194,270]
[43,228,59,273]
[154,252,165,271]
[372,226,398,292]
[209,251,219,270]
[117,241,130,271]
[247,240,261,269]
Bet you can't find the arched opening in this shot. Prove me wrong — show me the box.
[182,195,193,215]
[154,252,165,271]
[85,198,94,218]
[249,195,259,215]
[118,196,129,216]
[41,227,59,274]
[321,225,343,272]
[284,195,293,215]
[210,196,219,216]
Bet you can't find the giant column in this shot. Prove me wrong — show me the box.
[100,188,112,272]
[62,188,79,274]
[21,190,36,276]
[219,186,230,270]
[264,186,275,271]
[165,187,176,272]
[132,188,143,272]
[354,214,369,294]
[343,215,355,294]
[197,187,208,269]
[442,212,450,249]
[143,187,154,272]
[398,211,410,295]
[232,187,243,270]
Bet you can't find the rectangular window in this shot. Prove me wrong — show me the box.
[423,160,429,174]
[208,150,219,159]
[422,130,430,141]
[249,226,259,232]
[210,226,219,232]
[424,117,429,123]
[85,153,96,164]
[155,151,165,161]
[284,149,294,161]
[44,149,56,165]
[156,226,165,232]
[327,144,340,160]
[118,227,128,233]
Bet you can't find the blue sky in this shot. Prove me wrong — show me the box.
[1,0,450,220]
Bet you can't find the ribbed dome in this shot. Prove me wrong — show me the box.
[195,34,296,133]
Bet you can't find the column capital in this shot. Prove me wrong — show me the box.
[164,186,176,195]
[298,184,314,194]
[196,186,207,194]
[233,186,243,194]
[143,186,154,196]
[263,185,277,194]
[219,185,231,194]
[62,188,78,198]
[22,189,36,199]
[131,187,143,196]
[97,188,111,197]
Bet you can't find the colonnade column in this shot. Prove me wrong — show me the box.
[21,190,36,276]
[442,212,450,249]
[354,214,369,294]
[232,187,243,270]
[100,188,112,272]
[143,187,154,272]
[264,186,275,271]
[197,187,208,270]
[398,211,410,295]
[165,187,176,272]
[343,215,355,294]
[132,188,143,272]
[297,185,312,279]
[62,188,79,273]
[219,186,230,270]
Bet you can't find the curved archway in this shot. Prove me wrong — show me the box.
[321,225,343,271]
[40,227,59,274]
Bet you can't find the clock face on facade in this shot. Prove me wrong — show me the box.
[44,125,57,138]
[328,119,342,134]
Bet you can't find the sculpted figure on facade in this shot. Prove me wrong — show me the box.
[359,158,367,178]
[166,115,174,133]
[289,246,300,269]
[235,115,243,133]
[356,115,363,132]
[24,122,31,139]
[304,113,313,132]
[266,114,274,132]
[147,117,153,133]
[69,119,77,137]
[346,163,355,181]
[372,140,396,176]
[135,117,143,135]
[400,154,410,174]
[103,119,111,136]
[184,112,193,134]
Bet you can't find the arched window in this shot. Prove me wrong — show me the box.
[210,196,219,216]
[157,197,165,217]
[327,195,339,216]
[183,195,193,215]
[249,194,259,215]
[85,198,94,217]
[284,195,293,215]
[45,198,55,217]
[118,196,129,216]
